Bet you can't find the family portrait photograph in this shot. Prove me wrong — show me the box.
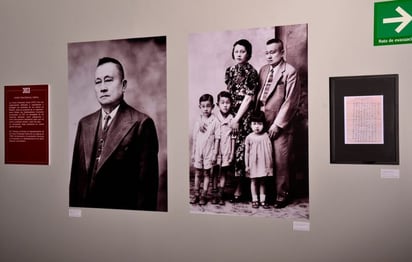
[188,24,308,219]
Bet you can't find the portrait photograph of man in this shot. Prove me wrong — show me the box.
[68,36,167,212]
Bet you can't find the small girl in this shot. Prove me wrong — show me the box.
[244,111,273,209]
[190,94,221,206]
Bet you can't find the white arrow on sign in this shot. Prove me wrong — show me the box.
[383,6,412,33]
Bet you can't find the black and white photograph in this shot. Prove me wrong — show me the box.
[68,36,167,211]
[188,24,308,219]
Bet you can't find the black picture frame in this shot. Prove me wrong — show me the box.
[329,74,399,164]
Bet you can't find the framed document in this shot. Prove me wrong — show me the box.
[329,74,399,164]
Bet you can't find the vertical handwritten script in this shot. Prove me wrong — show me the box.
[344,95,384,144]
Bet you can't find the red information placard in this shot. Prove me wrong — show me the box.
[4,85,49,164]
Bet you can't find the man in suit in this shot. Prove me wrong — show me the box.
[70,57,159,211]
[255,38,300,209]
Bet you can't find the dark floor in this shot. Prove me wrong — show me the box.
[190,195,309,219]
[189,166,309,220]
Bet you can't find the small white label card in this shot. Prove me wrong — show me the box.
[380,168,400,179]
[293,221,310,232]
[68,208,82,218]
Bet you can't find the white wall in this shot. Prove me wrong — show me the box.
[0,0,411,261]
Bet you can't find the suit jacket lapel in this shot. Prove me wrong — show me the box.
[82,111,100,172]
[96,103,134,172]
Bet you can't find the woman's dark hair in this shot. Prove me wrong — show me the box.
[231,39,252,61]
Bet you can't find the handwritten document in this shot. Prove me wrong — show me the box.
[344,95,384,144]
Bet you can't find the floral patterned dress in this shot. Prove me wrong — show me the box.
[225,62,259,177]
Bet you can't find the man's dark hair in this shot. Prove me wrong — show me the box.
[217,90,232,103]
[199,93,214,104]
[97,57,125,79]
[232,39,252,61]
[266,38,284,51]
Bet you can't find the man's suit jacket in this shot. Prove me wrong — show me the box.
[255,59,300,132]
[70,100,159,211]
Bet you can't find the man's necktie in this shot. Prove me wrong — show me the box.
[260,67,274,105]
[103,114,111,133]
[91,114,111,183]
[98,114,111,161]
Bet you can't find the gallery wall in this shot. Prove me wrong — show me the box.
[0,0,411,261]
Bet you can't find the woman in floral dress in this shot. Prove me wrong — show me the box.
[224,39,259,202]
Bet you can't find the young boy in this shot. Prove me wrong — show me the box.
[190,94,220,205]
[212,91,235,205]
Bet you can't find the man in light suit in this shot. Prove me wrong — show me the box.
[255,38,300,208]
[70,57,159,211]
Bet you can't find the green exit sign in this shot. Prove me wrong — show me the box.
[374,0,412,45]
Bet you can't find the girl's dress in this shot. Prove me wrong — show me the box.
[244,132,273,178]
[225,62,259,177]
